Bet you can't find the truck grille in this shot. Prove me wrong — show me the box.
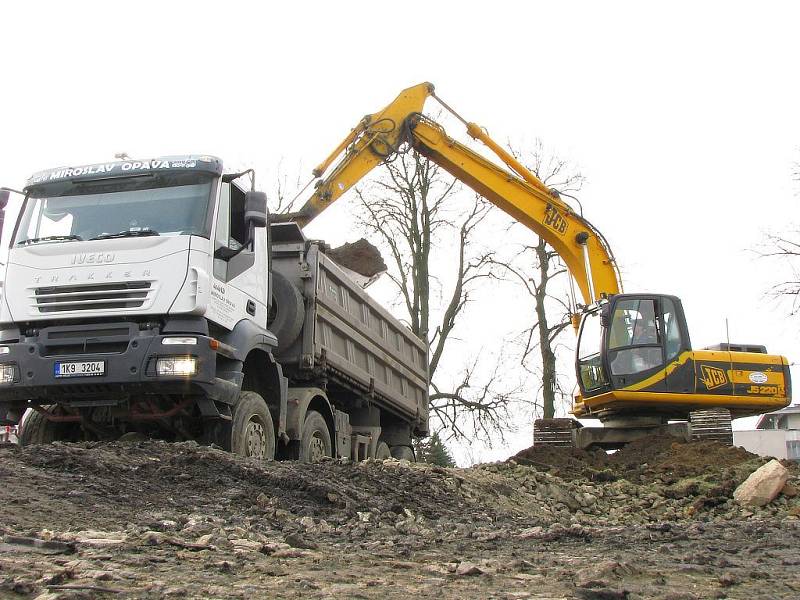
[40,324,135,356]
[33,281,153,313]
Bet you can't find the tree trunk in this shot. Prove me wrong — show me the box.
[533,238,557,419]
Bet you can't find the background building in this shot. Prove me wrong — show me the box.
[734,405,800,461]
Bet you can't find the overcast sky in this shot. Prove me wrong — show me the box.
[3,1,799,462]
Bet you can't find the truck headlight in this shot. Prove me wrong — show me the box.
[0,364,17,384]
[156,356,197,377]
[0,347,9,355]
[161,337,197,346]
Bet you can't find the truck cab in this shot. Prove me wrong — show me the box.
[0,156,428,461]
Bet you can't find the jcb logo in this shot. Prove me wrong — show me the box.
[700,365,727,390]
[544,205,568,236]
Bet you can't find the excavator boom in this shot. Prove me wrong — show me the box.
[288,83,621,308]
[293,83,433,226]
[408,116,620,308]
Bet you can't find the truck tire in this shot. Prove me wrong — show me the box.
[390,445,416,462]
[230,391,275,461]
[268,272,305,355]
[18,407,64,446]
[375,441,392,460]
[299,410,332,462]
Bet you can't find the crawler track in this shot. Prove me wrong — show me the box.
[533,418,577,447]
[689,407,733,444]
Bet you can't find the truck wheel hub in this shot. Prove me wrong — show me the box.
[245,419,267,458]
[309,433,326,462]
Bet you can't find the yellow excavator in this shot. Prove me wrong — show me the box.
[280,82,791,448]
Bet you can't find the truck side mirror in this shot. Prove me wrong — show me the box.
[245,191,267,228]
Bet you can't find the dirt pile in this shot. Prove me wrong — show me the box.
[500,436,799,524]
[0,440,493,535]
[511,435,766,483]
[1,438,799,598]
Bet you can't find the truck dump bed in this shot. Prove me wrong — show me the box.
[270,223,429,434]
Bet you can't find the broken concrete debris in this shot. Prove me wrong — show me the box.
[733,458,789,507]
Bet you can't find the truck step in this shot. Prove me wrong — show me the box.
[689,408,733,445]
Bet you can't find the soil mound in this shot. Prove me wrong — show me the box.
[0,440,483,533]
[510,435,773,484]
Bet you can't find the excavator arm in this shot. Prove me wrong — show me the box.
[287,82,622,311]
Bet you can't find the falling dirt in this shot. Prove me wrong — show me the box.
[326,239,388,278]
[1,438,799,599]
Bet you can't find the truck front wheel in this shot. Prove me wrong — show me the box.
[18,407,76,446]
[390,445,416,462]
[299,410,332,462]
[375,441,391,460]
[230,391,275,461]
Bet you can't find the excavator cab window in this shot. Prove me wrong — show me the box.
[662,297,683,361]
[607,298,664,377]
[577,309,609,393]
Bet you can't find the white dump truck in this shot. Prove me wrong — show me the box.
[0,156,428,461]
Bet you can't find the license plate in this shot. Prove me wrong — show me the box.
[54,360,105,378]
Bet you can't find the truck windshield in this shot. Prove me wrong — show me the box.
[15,173,214,245]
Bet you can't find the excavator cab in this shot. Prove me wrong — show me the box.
[576,294,691,399]
[558,291,791,448]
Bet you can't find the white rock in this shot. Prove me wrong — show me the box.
[456,561,484,576]
[77,537,126,547]
[517,527,544,539]
[66,530,128,546]
[230,538,263,552]
[733,459,789,507]
[299,516,316,529]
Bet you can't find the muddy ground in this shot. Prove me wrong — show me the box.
[0,438,798,599]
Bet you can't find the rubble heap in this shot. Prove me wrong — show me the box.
[0,437,798,598]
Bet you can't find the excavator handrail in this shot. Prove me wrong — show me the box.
[282,82,622,313]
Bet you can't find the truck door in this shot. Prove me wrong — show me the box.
[605,297,666,392]
[209,182,267,329]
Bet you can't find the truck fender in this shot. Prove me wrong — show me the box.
[285,387,335,450]
[217,318,278,361]
[241,350,287,438]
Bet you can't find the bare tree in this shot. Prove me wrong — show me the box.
[500,239,574,418]
[267,159,307,215]
[759,156,800,314]
[502,140,585,419]
[761,230,800,315]
[353,151,523,440]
